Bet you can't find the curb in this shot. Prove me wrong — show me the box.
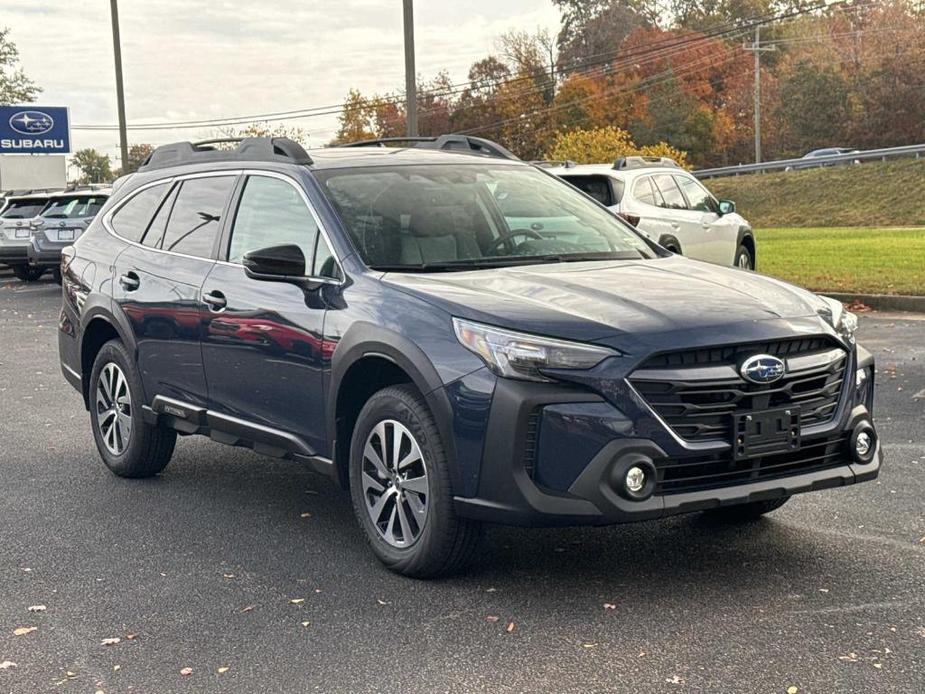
[823,292,925,314]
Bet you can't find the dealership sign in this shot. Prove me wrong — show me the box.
[0,106,70,154]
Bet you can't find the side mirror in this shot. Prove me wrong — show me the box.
[718,200,736,215]
[242,244,306,281]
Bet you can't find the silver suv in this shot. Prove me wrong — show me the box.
[0,190,58,281]
[542,157,756,269]
[28,186,110,281]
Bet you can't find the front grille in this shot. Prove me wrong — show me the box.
[655,434,849,495]
[630,336,848,443]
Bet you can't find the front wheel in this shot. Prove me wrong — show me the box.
[734,244,754,270]
[89,339,176,478]
[349,384,481,578]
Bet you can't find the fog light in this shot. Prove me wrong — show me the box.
[855,431,872,458]
[625,466,646,493]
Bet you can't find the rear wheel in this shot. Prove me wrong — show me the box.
[349,384,481,578]
[734,244,754,270]
[89,339,176,478]
[703,496,789,522]
[11,265,45,282]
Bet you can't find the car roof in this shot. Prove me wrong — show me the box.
[304,145,528,170]
[543,163,693,180]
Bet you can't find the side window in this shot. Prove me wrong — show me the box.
[228,175,320,267]
[109,183,169,243]
[561,176,613,206]
[312,235,340,279]
[652,174,687,210]
[142,184,178,248]
[633,177,658,206]
[159,176,235,258]
[674,175,717,213]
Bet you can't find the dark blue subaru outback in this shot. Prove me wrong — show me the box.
[58,136,881,578]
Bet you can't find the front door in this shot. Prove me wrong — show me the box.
[200,173,337,456]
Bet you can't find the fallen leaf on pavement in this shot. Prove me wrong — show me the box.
[13,627,37,636]
[301,621,310,627]
[873,663,883,670]
[125,634,136,640]
[485,615,500,623]
[113,665,121,672]
[666,675,684,685]
[787,687,799,694]
[289,598,305,605]
[241,605,255,612]
[376,599,391,605]
[582,643,597,648]
[300,512,312,518]
[223,574,235,579]
[180,667,193,676]
[0,661,16,670]
[506,621,515,633]
[27,605,47,612]
[603,603,616,610]
[100,638,121,646]
[218,667,229,674]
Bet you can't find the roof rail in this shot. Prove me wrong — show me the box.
[1,187,64,197]
[338,134,519,161]
[530,159,578,169]
[613,156,679,171]
[63,183,111,193]
[138,137,313,172]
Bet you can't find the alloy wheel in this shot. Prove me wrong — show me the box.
[96,363,132,455]
[738,253,752,269]
[361,419,429,548]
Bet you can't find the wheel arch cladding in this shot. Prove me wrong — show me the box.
[329,324,460,493]
[738,228,756,267]
[79,316,124,409]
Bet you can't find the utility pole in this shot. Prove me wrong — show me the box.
[403,0,418,137]
[109,0,129,171]
[743,25,775,164]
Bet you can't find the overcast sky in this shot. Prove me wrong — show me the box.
[6,1,560,166]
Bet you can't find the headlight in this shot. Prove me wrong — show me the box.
[452,318,619,382]
[818,296,858,345]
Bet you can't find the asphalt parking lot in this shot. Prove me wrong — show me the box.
[0,273,923,694]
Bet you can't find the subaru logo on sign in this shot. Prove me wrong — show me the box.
[9,110,55,135]
[740,354,786,384]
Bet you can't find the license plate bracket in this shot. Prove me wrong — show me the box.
[734,407,801,459]
[14,229,30,239]
[59,229,74,241]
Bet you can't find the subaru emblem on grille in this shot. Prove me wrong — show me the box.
[740,354,786,384]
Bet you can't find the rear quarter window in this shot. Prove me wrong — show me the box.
[110,183,170,243]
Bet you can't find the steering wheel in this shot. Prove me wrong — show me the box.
[487,228,545,255]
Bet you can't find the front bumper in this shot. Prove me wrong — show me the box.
[453,354,880,527]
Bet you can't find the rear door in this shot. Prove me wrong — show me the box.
[649,173,711,259]
[112,173,237,407]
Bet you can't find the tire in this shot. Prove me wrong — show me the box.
[658,235,682,255]
[89,339,176,478]
[703,496,789,522]
[349,384,481,578]
[734,243,754,270]
[11,265,45,282]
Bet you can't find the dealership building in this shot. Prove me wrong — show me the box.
[0,106,70,191]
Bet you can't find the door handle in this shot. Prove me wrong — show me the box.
[203,290,227,311]
[119,272,140,291]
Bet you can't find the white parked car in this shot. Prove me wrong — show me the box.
[541,157,756,269]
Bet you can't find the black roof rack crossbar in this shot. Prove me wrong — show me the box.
[338,134,519,161]
[613,155,680,171]
[137,137,313,172]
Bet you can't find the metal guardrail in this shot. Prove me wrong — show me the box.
[694,143,925,179]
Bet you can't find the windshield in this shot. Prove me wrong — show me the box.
[315,164,654,271]
[1,199,48,219]
[41,195,107,219]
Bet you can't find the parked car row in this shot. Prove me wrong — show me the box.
[0,185,110,282]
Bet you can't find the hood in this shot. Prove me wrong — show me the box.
[384,256,828,344]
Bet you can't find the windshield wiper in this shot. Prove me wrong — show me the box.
[370,251,643,273]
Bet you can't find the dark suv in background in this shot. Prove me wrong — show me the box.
[58,136,881,577]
